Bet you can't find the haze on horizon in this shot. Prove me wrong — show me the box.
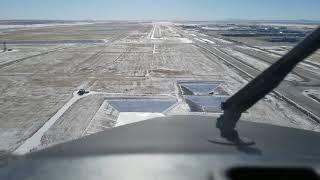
[0,0,319,21]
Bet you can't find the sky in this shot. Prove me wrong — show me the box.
[0,0,319,21]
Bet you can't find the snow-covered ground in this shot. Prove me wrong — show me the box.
[194,38,215,44]
[13,91,93,155]
[200,38,216,44]
[101,39,109,43]
[303,89,320,103]
[202,26,233,31]
[260,23,318,28]
[307,61,320,67]
[241,45,320,72]
[238,45,276,54]
[224,48,303,82]
[178,38,193,43]
[194,38,206,43]
[116,113,165,127]
[0,44,77,67]
[210,37,233,44]
[261,94,320,131]
[297,62,320,76]
[0,22,94,30]
[225,48,270,71]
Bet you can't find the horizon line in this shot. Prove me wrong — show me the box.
[0,18,320,22]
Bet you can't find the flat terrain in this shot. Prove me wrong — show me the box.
[0,22,319,154]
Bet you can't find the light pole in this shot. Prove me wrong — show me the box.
[3,42,7,52]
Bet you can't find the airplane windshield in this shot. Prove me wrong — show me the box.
[0,0,319,155]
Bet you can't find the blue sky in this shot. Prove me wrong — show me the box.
[0,0,319,20]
